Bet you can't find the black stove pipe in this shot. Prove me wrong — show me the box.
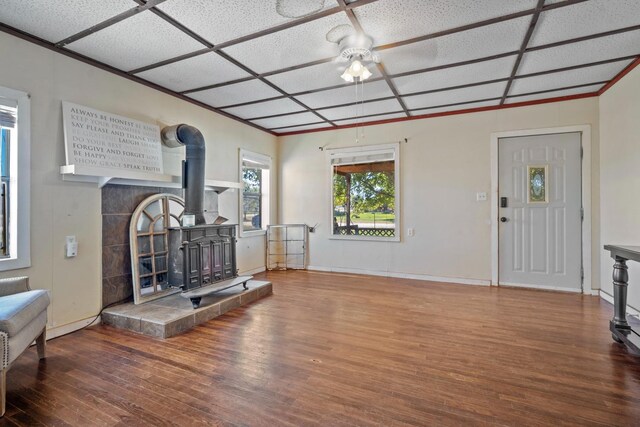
[161,124,206,225]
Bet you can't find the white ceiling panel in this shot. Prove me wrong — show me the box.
[393,55,516,95]
[505,83,604,104]
[187,79,282,107]
[265,60,382,93]
[66,11,206,71]
[319,99,404,121]
[520,31,640,75]
[334,112,407,125]
[222,98,304,119]
[510,59,632,95]
[354,0,537,46]
[137,52,252,92]
[530,0,640,47]
[402,81,506,110]
[157,0,335,45]
[274,123,334,133]
[222,13,353,74]
[0,0,133,43]
[251,112,322,129]
[410,100,499,115]
[3,0,633,133]
[295,80,394,109]
[379,17,530,75]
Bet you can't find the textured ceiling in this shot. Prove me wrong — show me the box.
[1,0,638,135]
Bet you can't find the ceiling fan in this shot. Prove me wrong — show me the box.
[326,24,379,82]
[271,1,387,82]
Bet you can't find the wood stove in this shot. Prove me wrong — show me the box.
[168,224,236,289]
[160,124,251,308]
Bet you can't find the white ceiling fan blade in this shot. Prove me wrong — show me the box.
[276,0,327,19]
[326,24,356,44]
[374,41,439,68]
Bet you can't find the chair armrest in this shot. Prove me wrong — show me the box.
[0,331,7,369]
[0,277,30,297]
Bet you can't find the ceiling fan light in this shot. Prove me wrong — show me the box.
[341,59,372,82]
[361,66,372,80]
[340,70,354,82]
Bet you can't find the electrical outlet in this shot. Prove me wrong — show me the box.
[476,192,487,201]
[407,228,415,237]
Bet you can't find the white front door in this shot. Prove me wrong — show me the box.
[498,133,582,291]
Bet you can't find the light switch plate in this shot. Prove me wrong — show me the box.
[65,235,77,258]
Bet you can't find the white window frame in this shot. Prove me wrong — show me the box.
[239,149,271,238]
[0,86,31,271]
[327,142,400,242]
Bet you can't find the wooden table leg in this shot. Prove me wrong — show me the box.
[611,256,630,343]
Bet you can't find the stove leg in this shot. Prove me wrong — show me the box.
[243,282,248,290]
[191,297,202,309]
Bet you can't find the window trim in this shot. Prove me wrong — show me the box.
[239,149,271,238]
[327,142,401,242]
[0,86,30,271]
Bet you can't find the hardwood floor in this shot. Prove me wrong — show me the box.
[3,270,640,426]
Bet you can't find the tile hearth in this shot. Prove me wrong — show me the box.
[102,280,272,338]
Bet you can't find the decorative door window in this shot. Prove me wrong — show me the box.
[130,193,184,304]
[528,165,548,203]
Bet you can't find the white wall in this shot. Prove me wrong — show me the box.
[0,32,277,331]
[279,98,600,288]
[599,64,640,310]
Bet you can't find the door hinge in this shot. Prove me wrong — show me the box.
[581,266,584,284]
[581,207,584,221]
[580,146,584,159]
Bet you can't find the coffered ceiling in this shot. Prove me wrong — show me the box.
[1,0,638,135]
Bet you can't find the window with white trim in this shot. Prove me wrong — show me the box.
[0,86,30,270]
[328,143,400,241]
[239,149,271,236]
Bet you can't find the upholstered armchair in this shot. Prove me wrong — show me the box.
[0,277,49,416]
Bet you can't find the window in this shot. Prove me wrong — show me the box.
[0,126,11,256]
[239,149,271,237]
[0,86,30,270]
[329,143,400,241]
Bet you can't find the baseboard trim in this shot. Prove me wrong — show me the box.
[47,315,101,340]
[599,290,640,318]
[307,265,490,286]
[240,266,267,276]
[498,282,582,293]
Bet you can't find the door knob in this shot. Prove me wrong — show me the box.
[500,217,508,223]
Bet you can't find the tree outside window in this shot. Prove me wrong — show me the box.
[329,144,400,241]
[239,150,271,236]
[242,166,262,231]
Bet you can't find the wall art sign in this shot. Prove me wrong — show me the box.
[528,165,548,203]
[62,101,163,175]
